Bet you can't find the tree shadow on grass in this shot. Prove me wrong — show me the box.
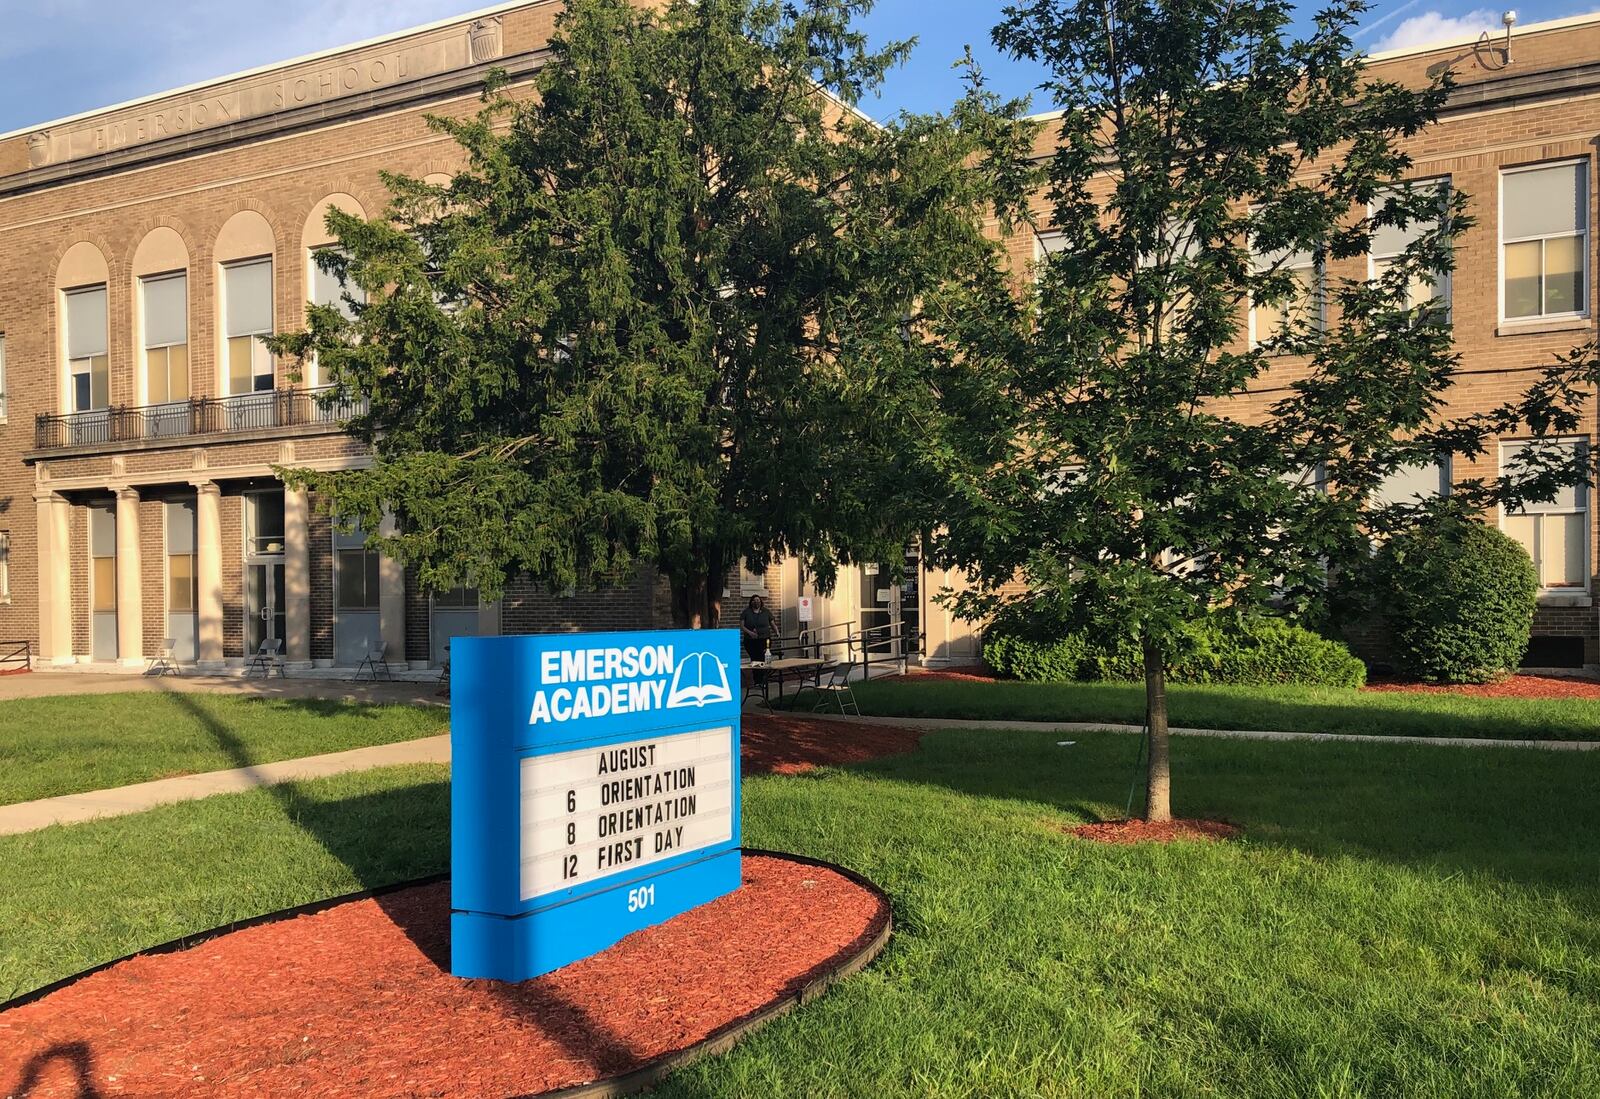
[845,726,1600,901]
[151,688,654,1075]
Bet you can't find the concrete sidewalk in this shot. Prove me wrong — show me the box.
[805,711,1600,752]
[0,671,446,705]
[0,735,450,836]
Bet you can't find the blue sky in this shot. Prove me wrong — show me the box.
[0,1,1588,134]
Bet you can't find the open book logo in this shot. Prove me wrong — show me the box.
[665,651,732,708]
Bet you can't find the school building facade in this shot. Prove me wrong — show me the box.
[0,4,1595,672]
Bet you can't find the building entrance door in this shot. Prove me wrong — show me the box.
[860,563,894,654]
[246,561,286,654]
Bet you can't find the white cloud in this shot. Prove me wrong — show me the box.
[1375,9,1501,51]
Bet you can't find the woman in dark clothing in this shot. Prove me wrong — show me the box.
[739,595,775,667]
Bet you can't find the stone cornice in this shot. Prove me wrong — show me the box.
[0,49,547,200]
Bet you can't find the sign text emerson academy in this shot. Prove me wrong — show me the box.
[451,629,743,981]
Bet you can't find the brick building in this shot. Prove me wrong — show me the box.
[1004,14,1600,670]
[0,5,1595,672]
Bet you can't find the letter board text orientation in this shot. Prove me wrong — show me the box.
[451,630,743,982]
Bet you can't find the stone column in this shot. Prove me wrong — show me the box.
[195,481,224,667]
[35,492,74,664]
[284,486,311,666]
[378,511,406,661]
[114,487,144,666]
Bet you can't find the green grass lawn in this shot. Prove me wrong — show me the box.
[4,731,1598,1096]
[0,692,444,805]
[852,677,1600,741]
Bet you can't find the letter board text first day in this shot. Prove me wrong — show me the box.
[451,629,743,982]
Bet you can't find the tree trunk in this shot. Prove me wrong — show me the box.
[704,566,724,630]
[1142,636,1173,823]
[670,572,709,629]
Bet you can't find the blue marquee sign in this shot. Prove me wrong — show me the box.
[451,629,743,982]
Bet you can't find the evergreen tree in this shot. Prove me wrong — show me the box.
[930,0,1599,821]
[274,0,1032,626]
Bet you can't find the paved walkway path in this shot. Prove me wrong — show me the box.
[0,735,450,836]
[7,702,1593,838]
[805,711,1600,752]
[0,671,445,705]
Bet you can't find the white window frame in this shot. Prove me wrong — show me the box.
[0,530,9,602]
[139,271,188,407]
[1499,158,1590,324]
[1368,177,1452,319]
[1249,234,1324,350]
[220,258,275,396]
[63,284,110,414]
[307,245,364,388]
[0,332,7,422]
[1499,437,1590,594]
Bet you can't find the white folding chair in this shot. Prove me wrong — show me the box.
[146,638,181,677]
[245,638,285,678]
[355,641,394,682]
[808,661,861,716]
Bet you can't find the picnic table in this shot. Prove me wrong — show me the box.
[741,657,829,709]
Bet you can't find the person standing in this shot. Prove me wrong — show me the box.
[739,594,776,673]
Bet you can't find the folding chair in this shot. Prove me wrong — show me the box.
[808,661,861,716]
[354,641,394,682]
[245,638,285,678]
[146,638,181,677]
[786,659,835,712]
[435,641,451,698]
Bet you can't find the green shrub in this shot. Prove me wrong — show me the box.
[983,614,1366,688]
[1375,517,1537,684]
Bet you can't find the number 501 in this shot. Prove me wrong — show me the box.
[627,884,656,913]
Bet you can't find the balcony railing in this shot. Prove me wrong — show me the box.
[33,387,368,451]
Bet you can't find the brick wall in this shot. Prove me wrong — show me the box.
[501,566,663,635]
[139,495,164,655]
[220,492,243,658]
[308,499,333,662]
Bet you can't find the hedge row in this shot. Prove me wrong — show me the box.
[984,615,1367,688]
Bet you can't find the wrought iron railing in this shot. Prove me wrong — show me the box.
[34,387,367,450]
[0,639,32,673]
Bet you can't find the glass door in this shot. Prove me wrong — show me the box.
[246,561,286,653]
[860,563,894,654]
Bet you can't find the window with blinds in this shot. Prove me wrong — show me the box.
[1502,439,1589,589]
[1502,162,1588,320]
[223,258,274,395]
[142,272,189,405]
[1370,179,1451,312]
[65,285,109,412]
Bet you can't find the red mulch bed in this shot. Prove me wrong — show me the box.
[881,665,997,683]
[1365,673,1600,700]
[741,712,922,775]
[1070,819,1240,845]
[0,855,888,1099]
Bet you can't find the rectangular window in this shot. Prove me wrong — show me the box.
[1374,457,1451,507]
[142,272,189,405]
[309,247,364,320]
[333,522,381,611]
[1502,440,1589,590]
[1251,244,1321,347]
[1371,180,1451,312]
[223,259,274,395]
[434,585,479,608]
[166,499,197,614]
[1502,161,1588,320]
[0,333,7,420]
[243,491,286,556]
[0,531,9,600]
[65,285,109,412]
[90,505,116,613]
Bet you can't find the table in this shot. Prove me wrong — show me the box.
[741,657,828,709]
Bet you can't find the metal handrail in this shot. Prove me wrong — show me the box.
[0,639,33,673]
[34,386,367,450]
